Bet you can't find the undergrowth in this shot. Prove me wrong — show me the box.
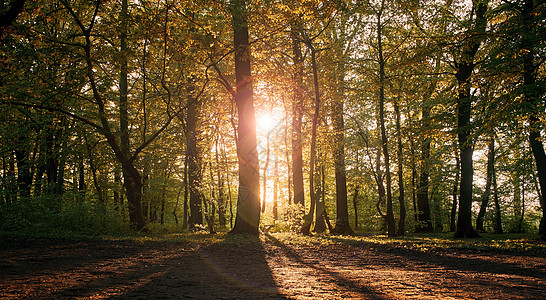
[2,225,544,254]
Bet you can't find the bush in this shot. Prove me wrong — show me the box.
[0,192,128,236]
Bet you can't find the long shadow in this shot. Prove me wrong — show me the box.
[264,232,387,300]
[322,235,546,279]
[319,235,546,298]
[0,234,285,299]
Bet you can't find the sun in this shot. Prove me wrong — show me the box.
[256,111,280,134]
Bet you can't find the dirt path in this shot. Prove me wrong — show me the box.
[1,233,544,299]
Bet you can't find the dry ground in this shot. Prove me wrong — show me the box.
[0,232,544,299]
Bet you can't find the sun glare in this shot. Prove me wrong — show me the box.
[256,111,280,134]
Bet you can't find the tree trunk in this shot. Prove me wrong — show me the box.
[314,161,327,233]
[78,157,85,192]
[352,185,360,231]
[229,0,261,235]
[261,132,271,213]
[520,0,546,239]
[14,140,31,199]
[123,164,145,230]
[119,0,145,230]
[291,20,305,208]
[273,148,279,221]
[301,45,321,235]
[183,155,189,229]
[377,11,396,237]
[216,138,227,228]
[410,139,418,225]
[416,100,433,233]
[186,93,204,229]
[512,146,522,232]
[450,152,460,232]
[331,91,353,235]
[114,168,121,211]
[476,136,494,232]
[454,0,487,238]
[395,100,406,236]
[493,165,503,234]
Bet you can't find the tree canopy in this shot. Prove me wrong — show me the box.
[0,0,544,239]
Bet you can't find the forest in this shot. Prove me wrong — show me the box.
[0,0,545,239]
[1,0,546,299]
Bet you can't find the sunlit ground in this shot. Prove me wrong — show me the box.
[1,231,544,299]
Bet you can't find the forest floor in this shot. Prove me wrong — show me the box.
[1,231,545,300]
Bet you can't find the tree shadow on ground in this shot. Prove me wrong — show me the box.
[0,234,285,299]
[264,233,388,299]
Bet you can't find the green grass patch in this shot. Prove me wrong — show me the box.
[312,232,546,253]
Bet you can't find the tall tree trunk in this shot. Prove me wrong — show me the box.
[512,146,522,232]
[454,0,487,238]
[301,44,321,235]
[395,100,406,236]
[119,0,145,230]
[416,105,433,233]
[520,0,546,239]
[410,138,418,225]
[229,0,260,235]
[377,11,396,237]
[186,92,204,229]
[476,136,495,232]
[291,20,305,208]
[284,110,292,205]
[331,91,353,235]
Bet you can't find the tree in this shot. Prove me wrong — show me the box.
[229,0,261,235]
[476,136,495,232]
[454,0,488,238]
[291,19,305,208]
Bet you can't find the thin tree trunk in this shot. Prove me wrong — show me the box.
[291,20,305,208]
[411,139,418,225]
[352,185,360,231]
[183,155,189,229]
[216,137,227,228]
[395,100,406,236]
[377,10,396,237]
[450,152,460,232]
[273,148,279,221]
[284,110,292,205]
[519,170,525,233]
[301,44,321,235]
[186,107,203,229]
[493,160,503,234]
[262,132,271,213]
[476,136,495,232]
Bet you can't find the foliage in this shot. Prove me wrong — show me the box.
[0,0,544,238]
